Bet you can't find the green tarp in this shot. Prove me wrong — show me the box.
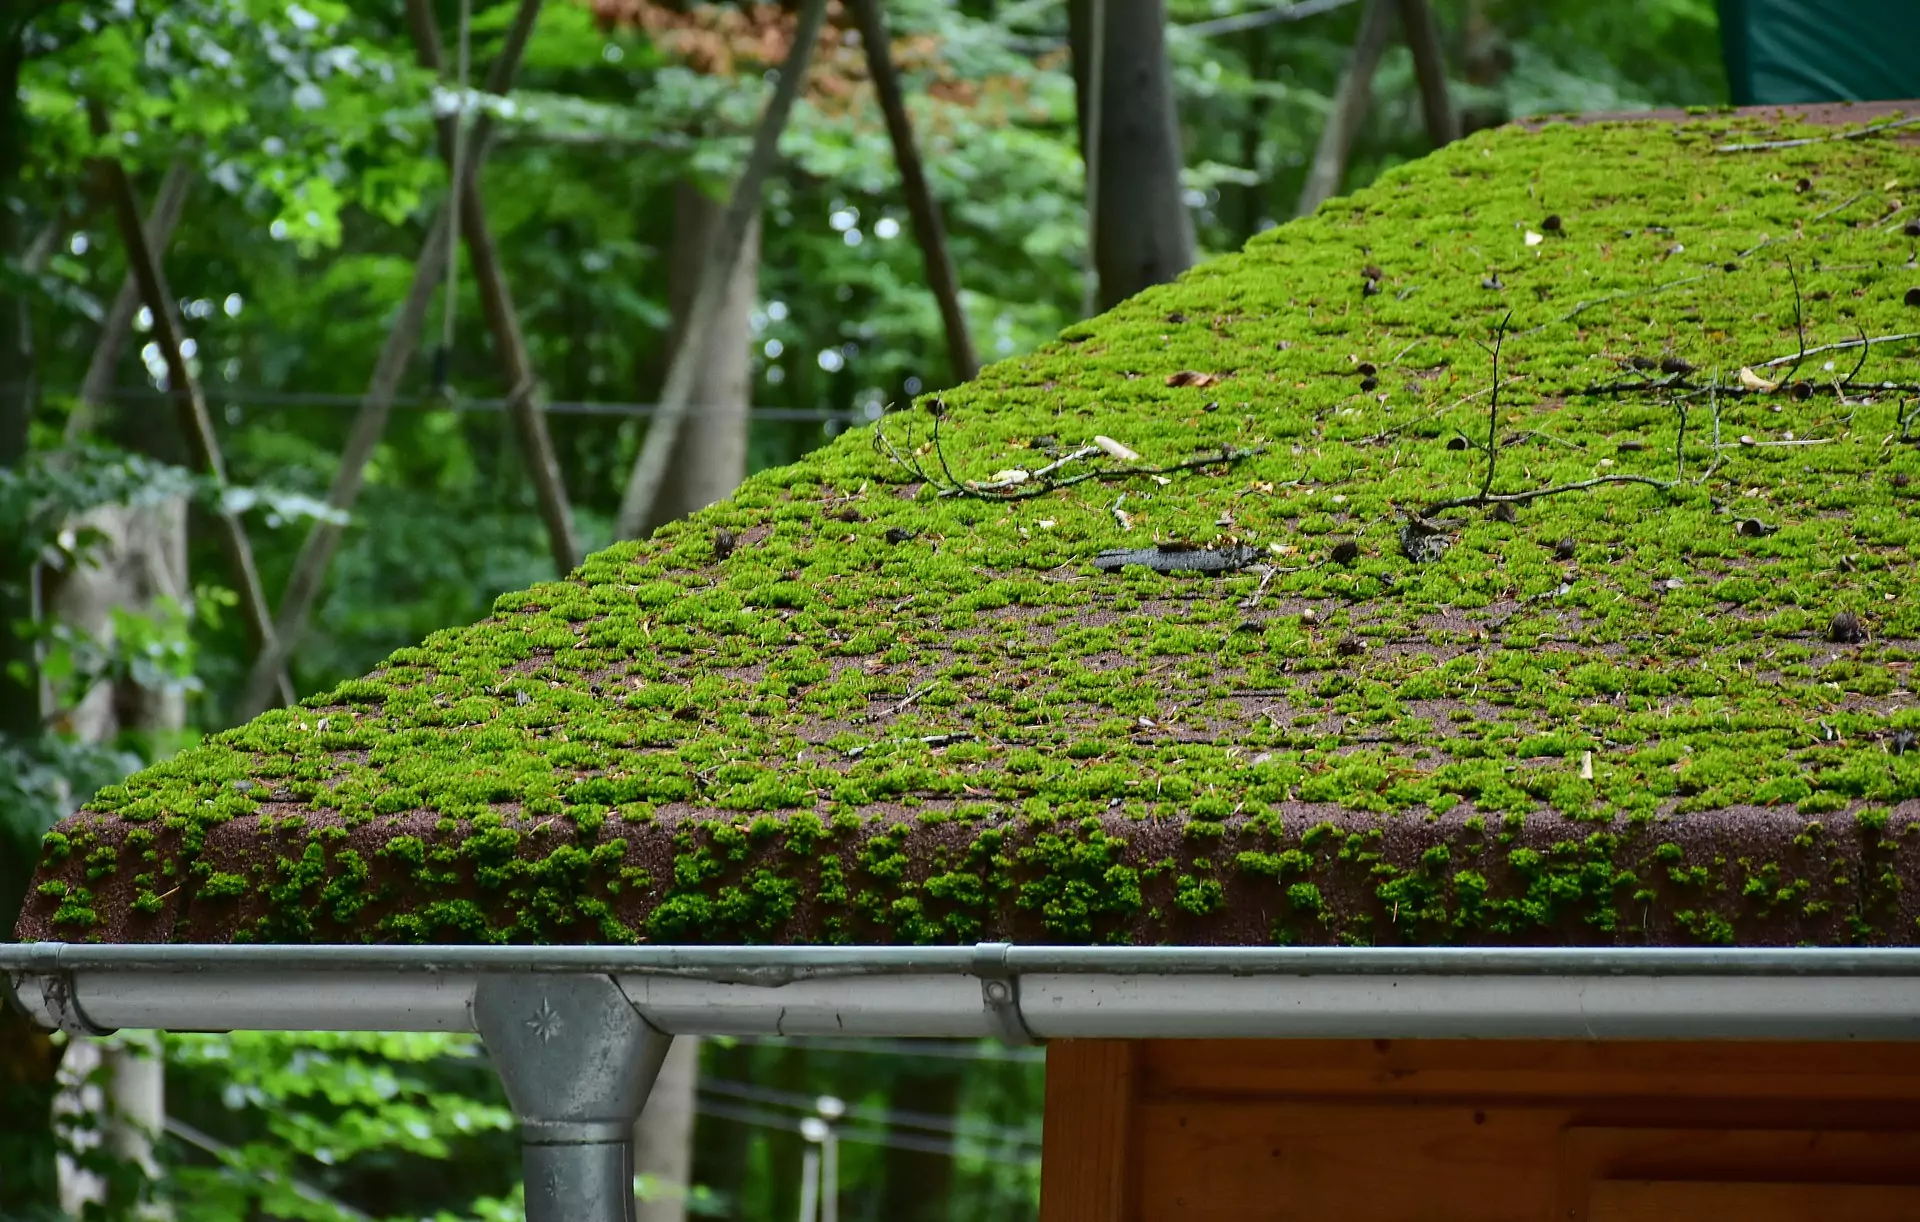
[1719,0,1920,104]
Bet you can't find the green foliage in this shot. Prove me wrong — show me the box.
[164,1031,520,1221]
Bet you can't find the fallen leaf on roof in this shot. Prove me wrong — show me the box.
[1165,370,1222,388]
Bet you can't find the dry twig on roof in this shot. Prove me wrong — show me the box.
[870,406,1264,503]
[1714,114,1920,154]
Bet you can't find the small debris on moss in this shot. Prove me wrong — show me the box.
[1829,610,1866,644]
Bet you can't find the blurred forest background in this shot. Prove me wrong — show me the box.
[1,0,1725,1218]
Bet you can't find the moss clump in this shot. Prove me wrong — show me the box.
[18,108,1920,947]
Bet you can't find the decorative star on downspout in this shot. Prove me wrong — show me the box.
[525,996,565,1043]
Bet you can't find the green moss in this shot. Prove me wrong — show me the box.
[22,109,1920,948]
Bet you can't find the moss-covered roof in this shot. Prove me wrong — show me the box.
[21,106,1920,949]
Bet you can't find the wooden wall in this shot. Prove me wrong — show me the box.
[1039,1039,1920,1222]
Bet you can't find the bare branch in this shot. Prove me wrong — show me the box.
[617,0,831,539]
[90,132,295,713]
[1714,114,1920,154]
[849,0,977,381]
[1295,0,1391,217]
[235,0,543,722]
[1758,331,1920,370]
[1421,474,1675,516]
[1518,272,1712,336]
[408,0,580,575]
[69,159,191,442]
[1395,0,1457,147]
[1479,311,1513,501]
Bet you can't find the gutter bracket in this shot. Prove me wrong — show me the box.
[472,973,672,1222]
[11,945,114,1037]
[973,942,1040,1047]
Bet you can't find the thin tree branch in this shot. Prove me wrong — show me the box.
[90,131,295,713]
[1714,114,1920,154]
[1517,271,1713,335]
[849,0,977,382]
[1479,311,1512,501]
[1778,256,1807,385]
[1808,191,1867,224]
[1758,331,1920,369]
[68,158,191,442]
[407,0,580,575]
[1295,0,1391,217]
[234,0,542,722]
[616,0,830,540]
[1421,475,1674,516]
[234,211,453,722]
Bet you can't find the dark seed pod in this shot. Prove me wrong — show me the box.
[1166,311,1188,324]
[926,397,947,418]
[1895,472,1912,488]
[1360,375,1379,392]
[1541,214,1563,232]
[1335,635,1366,657]
[713,528,737,561]
[1554,537,1577,561]
[1723,261,1739,273]
[1735,518,1777,537]
[1660,356,1694,375]
[1828,610,1866,644]
[1203,401,1220,413]
[1628,355,1658,371]
[1795,177,1812,193]
[1489,503,1517,523]
[1446,436,1469,451]
[1789,380,1813,401]
[1906,288,1920,308]
[1905,220,1920,238]
[1356,362,1378,377]
[885,527,915,545]
[1363,265,1384,281]
[1330,539,1361,565]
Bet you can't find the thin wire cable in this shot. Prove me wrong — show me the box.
[700,1078,1041,1146]
[694,1100,1040,1166]
[16,384,860,423]
[439,0,473,384]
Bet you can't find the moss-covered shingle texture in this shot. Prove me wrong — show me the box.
[19,106,1920,948]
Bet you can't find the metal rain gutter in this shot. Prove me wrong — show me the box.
[14,942,1920,1222]
[11,942,1920,1042]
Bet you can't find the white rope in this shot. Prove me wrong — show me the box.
[439,0,472,386]
[1080,0,1106,318]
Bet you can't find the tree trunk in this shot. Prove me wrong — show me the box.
[635,1035,700,1222]
[1395,0,1459,147]
[636,179,759,535]
[0,11,38,743]
[1067,0,1195,314]
[877,1062,962,1222]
